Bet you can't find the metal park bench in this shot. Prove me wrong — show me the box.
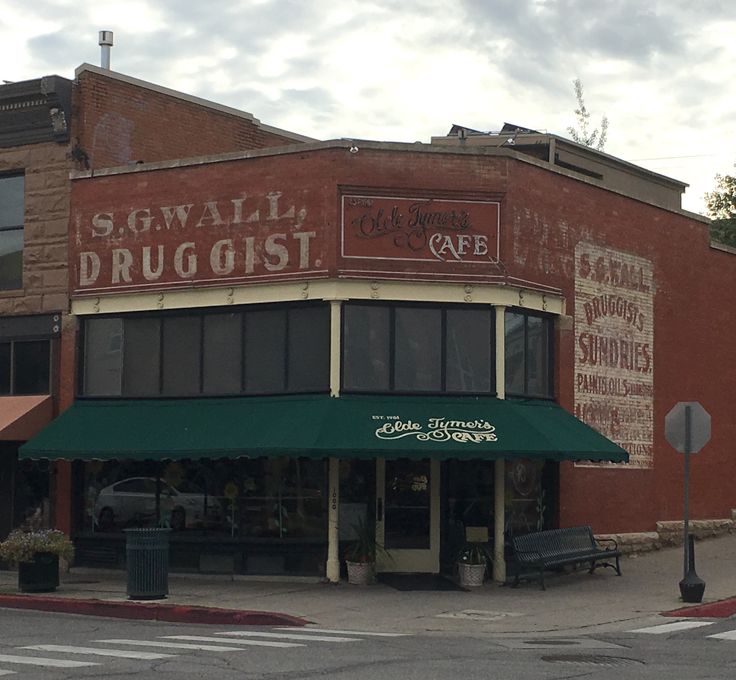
[510,526,622,590]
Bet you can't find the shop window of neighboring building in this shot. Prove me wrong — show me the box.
[504,309,554,398]
[0,174,25,291]
[81,303,330,397]
[341,303,495,394]
[0,339,51,395]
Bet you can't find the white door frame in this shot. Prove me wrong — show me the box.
[375,458,440,573]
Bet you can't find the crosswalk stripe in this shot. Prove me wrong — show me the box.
[95,639,257,652]
[0,654,98,668]
[161,636,304,648]
[212,631,361,643]
[21,644,175,660]
[275,627,408,637]
[707,630,736,640]
[629,621,715,634]
[0,671,15,676]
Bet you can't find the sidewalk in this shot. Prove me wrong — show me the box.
[2,533,735,635]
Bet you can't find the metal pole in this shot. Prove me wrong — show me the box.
[682,405,691,579]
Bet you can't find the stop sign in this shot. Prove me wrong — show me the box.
[665,402,711,454]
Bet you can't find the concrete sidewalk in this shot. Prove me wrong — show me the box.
[1,533,735,635]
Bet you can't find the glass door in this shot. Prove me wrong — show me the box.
[376,458,439,573]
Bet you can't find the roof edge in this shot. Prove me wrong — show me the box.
[73,63,316,144]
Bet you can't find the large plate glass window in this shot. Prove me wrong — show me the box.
[342,303,495,394]
[81,303,330,397]
[504,309,554,398]
[0,174,24,291]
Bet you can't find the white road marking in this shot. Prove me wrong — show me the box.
[96,638,292,651]
[160,636,303,648]
[0,654,98,668]
[275,627,409,637]
[0,671,15,676]
[707,630,736,640]
[629,620,715,634]
[21,644,174,660]
[212,631,361,643]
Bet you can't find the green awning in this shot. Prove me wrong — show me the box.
[19,394,628,463]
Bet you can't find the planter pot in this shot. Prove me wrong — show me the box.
[18,552,60,593]
[458,562,486,588]
[346,560,374,585]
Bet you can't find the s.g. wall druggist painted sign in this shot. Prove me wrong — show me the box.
[72,188,325,294]
[341,195,500,265]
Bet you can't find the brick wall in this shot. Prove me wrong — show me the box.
[74,69,306,170]
[68,144,736,535]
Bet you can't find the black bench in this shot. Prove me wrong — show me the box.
[510,526,622,590]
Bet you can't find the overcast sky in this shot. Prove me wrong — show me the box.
[2,0,734,215]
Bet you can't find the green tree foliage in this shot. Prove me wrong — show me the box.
[567,78,608,151]
[705,172,736,247]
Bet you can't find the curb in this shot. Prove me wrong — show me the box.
[662,596,736,619]
[0,594,309,626]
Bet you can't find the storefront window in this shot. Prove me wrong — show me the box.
[394,308,442,391]
[504,310,554,398]
[0,339,50,395]
[82,303,330,397]
[82,457,327,540]
[342,305,390,391]
[384,459,431,550]
[202,313,242,394]
[342,303,496,394]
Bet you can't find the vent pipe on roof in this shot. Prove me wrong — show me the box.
[99,30,113,69]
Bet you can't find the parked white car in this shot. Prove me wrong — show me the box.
[94,477,222,531]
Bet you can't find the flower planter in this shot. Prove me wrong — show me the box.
[18,552,60,593]
[346,560,374,585]
[458,562,486,588]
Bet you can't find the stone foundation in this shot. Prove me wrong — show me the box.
[597,513,736,555]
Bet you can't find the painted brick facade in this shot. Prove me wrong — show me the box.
[68,143,736,537]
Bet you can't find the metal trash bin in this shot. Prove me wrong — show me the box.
[124,528,171,600]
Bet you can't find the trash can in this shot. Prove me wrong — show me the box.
[124,527,171,600]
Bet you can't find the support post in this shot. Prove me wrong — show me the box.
[493,305,506,584]
[326,457,341,583]
[329,300,341,398]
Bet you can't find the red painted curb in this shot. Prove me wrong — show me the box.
[662,596,736,619]
[0,594,308,626]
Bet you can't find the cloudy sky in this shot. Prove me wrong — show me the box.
[2,0,734,214]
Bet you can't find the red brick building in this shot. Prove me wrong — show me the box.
[10,68,736,582]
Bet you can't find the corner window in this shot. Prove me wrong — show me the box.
[342,303,495,394]
[0,174,25,291]
[504,310,553,398]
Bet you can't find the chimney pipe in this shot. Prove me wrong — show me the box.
[99,30,113,69]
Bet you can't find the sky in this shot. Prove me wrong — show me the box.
[1,0,734,215]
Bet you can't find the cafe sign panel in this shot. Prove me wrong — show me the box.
[342,195,500,264]
[373,415,498,444]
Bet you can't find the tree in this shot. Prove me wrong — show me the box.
[705,172,736,247]
[567,78,608,151]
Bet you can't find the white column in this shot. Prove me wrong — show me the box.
[493,305,506,584]
[326,300,342,582]
[326,457,341,582]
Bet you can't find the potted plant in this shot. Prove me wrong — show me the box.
[0,529,74,593]
[456,542,490,588]
[344,517,389,585]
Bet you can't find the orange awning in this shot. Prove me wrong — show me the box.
[0,395,53,441]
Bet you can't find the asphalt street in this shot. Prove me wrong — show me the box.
[2,608,736,679]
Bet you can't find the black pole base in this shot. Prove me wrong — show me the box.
[679,570,706,603]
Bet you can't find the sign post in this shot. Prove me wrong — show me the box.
[665,401,711,603]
